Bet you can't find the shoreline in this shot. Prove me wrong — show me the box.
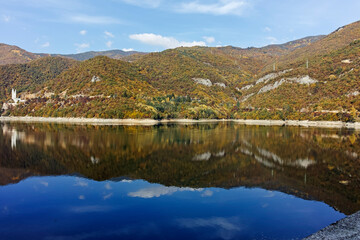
[1,116,360,129]
[305,211,360,239]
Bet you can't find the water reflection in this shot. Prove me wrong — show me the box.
[0,122,360,217]
[0,176,345,240]
[128,185,203,198]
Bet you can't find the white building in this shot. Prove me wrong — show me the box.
[1,89,26,110]
[2,89,25,110]
[12,89,22,103]
[11,89,25,104]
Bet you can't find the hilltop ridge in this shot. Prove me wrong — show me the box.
[0,43,40,65]
[38,49,148,62]
[1,20,360,121]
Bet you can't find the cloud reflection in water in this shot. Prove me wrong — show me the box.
[128,185,203,198]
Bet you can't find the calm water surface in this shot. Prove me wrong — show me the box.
[0,122,359,240]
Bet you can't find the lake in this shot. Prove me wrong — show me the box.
[0,122,359,240]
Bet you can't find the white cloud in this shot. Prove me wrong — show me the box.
[69,15,122,24]
[40,181,49,187]
[178,217,241,231]
[121,0,162,8]
[103,193,113,200]
[105,183,112,190]
[74,178,89,187]
[128,186,202,198]
[106,41,113,48]
[129,33,206,49]
[41,42,50,48]
[203,36,215,44]
[177,217,243,239]
[80,30,87,35]
[262,203,269,208]
[266,36,278,44]
[121,179,133,183]
[104,31,115,38]
[2,15,10,22]
[75,43,90,49]
[122,48,134,52]
[264,27,271,32]
[201,190,213,197]
[263,191,275,198]
[178,0,249,16]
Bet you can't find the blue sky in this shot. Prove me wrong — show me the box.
[1,0,360,54]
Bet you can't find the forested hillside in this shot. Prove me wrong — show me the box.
[0,43,40,65]
[1,20,360,121]
[0,57,77,101]
[238,27,360,121]
[39,49,147,61]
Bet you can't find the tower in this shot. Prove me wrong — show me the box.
[11,89,20,103]
[12,89,16,100]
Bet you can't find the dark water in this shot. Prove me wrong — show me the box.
[0,122,359,240]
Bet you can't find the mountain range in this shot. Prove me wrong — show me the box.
[1,20,360,121]
[0,46,146,65]
[38,49,147,62]
[0,36,322,66]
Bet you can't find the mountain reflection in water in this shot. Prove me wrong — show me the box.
[1,122,359,214]
[0,122,359,239]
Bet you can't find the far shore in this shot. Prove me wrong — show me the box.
[1,116,360,129]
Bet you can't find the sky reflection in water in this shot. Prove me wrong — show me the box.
[0,122,359,239]
[0,177,344,240]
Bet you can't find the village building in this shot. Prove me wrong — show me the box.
[1,89,25,111]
